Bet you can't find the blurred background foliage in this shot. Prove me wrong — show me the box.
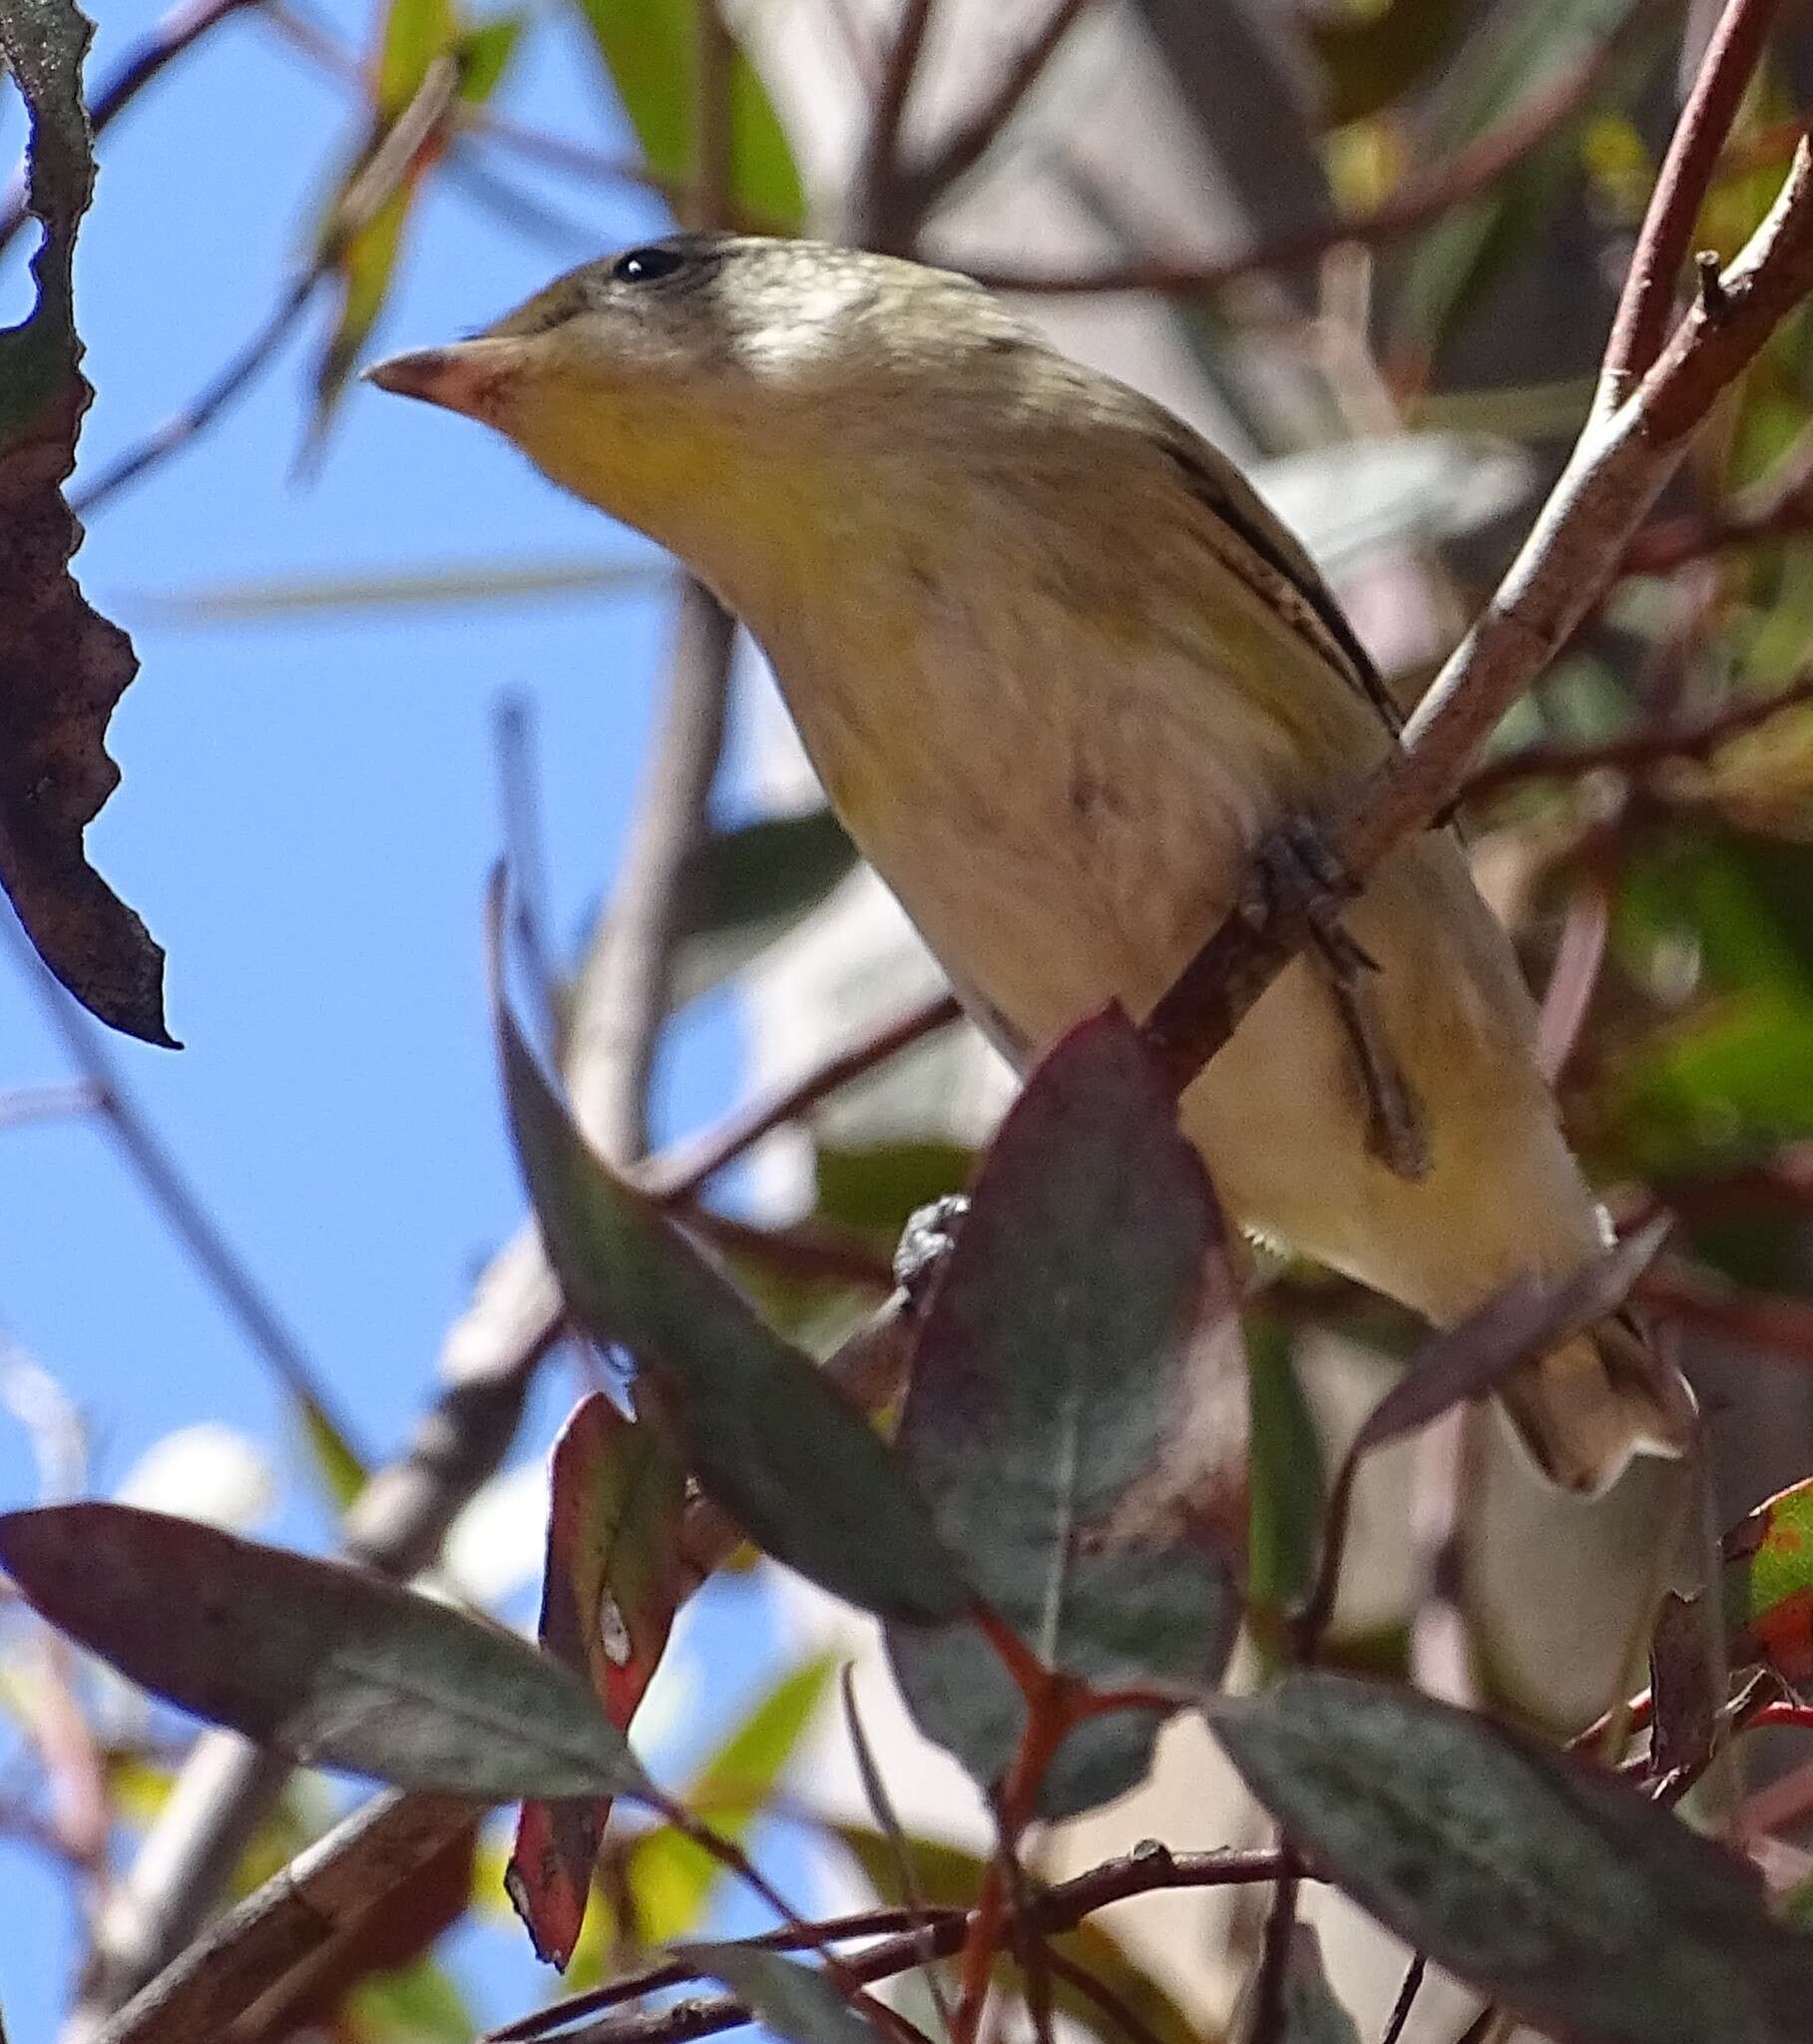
[8,0,1813,2037]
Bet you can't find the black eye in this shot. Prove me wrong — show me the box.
[612,246,687,284]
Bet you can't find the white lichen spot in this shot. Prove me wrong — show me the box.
[599,1591,633,1667]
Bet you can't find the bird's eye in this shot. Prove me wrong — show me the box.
[612,246,687,284]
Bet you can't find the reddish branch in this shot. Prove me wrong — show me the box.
[1462,675,1813,802]
[1594,0,1788,422]
[491,1845,1295,2044]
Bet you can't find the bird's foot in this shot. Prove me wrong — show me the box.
[1238,814,1373,983]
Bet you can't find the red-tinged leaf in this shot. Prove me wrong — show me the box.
[887,1006,1245,1818]
[1210,1673,1813,2044]
[0,0,170,1043]
[492,956,967,1629]
[0,1504,653,1802]
[509,1392,686,1968]
[1725,1474,1813,1695]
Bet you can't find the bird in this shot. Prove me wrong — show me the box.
[368,232,1689,1494]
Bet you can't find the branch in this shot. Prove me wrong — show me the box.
[86,1793,482,2044]
[953,2,1641,296]
[490,1846,1294,2044]
[889,0,1094,227]
[848,0,940,247]
[1142,128,1813,1096]
[644,990,962,1202]
[1462,673,1813,802]
[0,1080,103,1128]
[1594,0,1786,423]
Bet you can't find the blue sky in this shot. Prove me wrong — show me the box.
[0,2,785,2031]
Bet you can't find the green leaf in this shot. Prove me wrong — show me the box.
[309,2,525,444]
[0,1504,652,1802]
[298,1396,371,1515]
[495,989,967,1627]
[509,1392,687,1967]
[1233,1925,1361,2044]
[1724,1475,1813,1700]
[1590,991,1813,1179]
[671,807,859,1004]
[1210,1672,1813,2044]
[887,1008,1244,1818]
[1307,0,1466,124]
[344,1956,473,2044]
[813,1141,975,1242]
[677,1944,881,2044]
[632,1655,835,1945]
[1244,1320,1325,1631]
[0,0,169,1043]
[567,0,803,228]
[1617,822,1813,1008]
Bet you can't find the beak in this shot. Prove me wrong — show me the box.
[364,338,520,419]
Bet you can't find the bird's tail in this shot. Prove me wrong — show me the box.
[1497,1311,1693,1495]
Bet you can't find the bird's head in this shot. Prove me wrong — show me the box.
[366,235,1040,612]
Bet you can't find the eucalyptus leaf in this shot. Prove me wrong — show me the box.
[496,988,967,1627]
[1211,1672,1813,2044]
[677,1944,881,2044]
[887,1007,1244,1817]
[0,1504,652,1802]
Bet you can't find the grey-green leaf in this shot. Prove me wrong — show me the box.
[887,1007,1244,1817]
[677,1944,883,2044]
[0,1504,652,1802]
[496,989,967,1627]
[1210,1672,1813,2044]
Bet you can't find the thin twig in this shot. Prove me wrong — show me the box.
[1536,865,1614,1084]
[71,272,318,517]
[957,3,1642,294]
[0,915,366,1471]
[1042,1948,1166,2044]
[1462,673,1813,801]
[1594,0,1786,423]
[850,0,940,247]
[74,56,459,517]
[1246,1858,1300,2044]
[893,0,1094,225]
[491,1847,1294,2044]
[494,693,560,1047]
[1381,1954,1429,2044]
[0,0,260,257]
[644,990,962,1202]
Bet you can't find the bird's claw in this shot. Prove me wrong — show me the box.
[1238,815,1373,983]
